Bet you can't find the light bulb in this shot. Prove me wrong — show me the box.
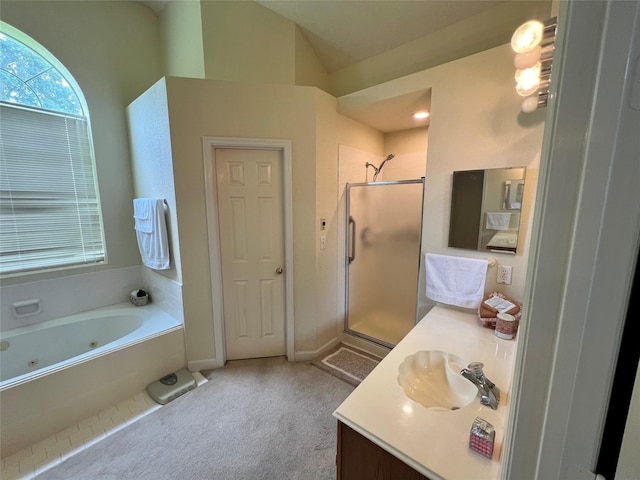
[412,111,429,119]
[514,45,542,69]
[511,20,544,53]
[521,96,539,113]
[515,63,542,96]
[515,64,541,96]
[516,78,541,96]
[514,62,541,83]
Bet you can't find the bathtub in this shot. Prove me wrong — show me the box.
[0,302,186,457]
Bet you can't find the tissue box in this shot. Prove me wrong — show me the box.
[469,416,495,458]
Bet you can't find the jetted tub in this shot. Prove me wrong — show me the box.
[0,302,186,457]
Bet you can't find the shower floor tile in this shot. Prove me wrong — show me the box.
[0,372,207,480]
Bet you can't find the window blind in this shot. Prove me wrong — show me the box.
[0,104,105,274]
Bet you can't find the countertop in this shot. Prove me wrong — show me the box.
[333,305,518,480]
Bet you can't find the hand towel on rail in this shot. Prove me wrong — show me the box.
[133,198,170,270]
[485,212,511,231]
[133,198,153,233]
[425,253,488,309]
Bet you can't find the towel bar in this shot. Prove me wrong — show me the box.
[424,252,497,268]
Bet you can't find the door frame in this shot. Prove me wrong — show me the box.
[202,136,294,367]
[504,1,640,478]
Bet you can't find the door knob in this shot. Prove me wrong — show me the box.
[275,267,284,275]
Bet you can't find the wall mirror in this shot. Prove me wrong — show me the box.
[448,167,526,254]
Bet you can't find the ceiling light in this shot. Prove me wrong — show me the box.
[412,111,429,119]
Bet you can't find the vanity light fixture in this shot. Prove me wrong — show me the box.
[511,20,544,53]
[511,17,557,113]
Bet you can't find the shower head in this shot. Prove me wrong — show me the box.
[372,153,395,181]
[379,154,395,170]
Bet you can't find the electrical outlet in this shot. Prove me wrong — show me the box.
[497,265,512,285]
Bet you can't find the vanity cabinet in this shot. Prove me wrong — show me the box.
[336,421,431,480]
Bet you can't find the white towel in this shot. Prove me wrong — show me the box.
[133,198,153,233]
[486,212,511,231]
[133,198,170,270]
[425,253,488,309]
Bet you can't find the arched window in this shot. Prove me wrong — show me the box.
[0,23,105,275]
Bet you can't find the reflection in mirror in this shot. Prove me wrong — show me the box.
[448,167,526,254]
[503,178,524,210]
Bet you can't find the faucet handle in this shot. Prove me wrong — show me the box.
[461,362,500,409]
[467,362,485,378]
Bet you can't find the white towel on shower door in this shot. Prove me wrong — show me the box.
[133,198,170,270]
[425,253,488,309]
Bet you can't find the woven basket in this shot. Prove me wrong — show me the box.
[479,291,521,330]
[130,289,149,307]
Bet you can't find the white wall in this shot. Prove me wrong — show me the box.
[157,77,320,365]
[160,0,205,78]
[127,78,184,323]
[199,1,296,85]
[295,26,331,93]
[382,128,428,181]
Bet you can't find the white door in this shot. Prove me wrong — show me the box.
[215,148,286,360]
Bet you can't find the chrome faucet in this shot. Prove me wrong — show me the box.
[460,362,500,410]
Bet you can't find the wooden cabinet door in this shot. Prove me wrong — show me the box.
[337,421,430,480]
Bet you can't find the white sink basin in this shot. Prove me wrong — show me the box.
[397,350,478,411]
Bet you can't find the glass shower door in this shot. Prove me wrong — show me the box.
[345,179,424,347]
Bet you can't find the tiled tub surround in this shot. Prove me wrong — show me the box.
[1,266,183,332]
[333,305,517,480]
[0,301,186,457]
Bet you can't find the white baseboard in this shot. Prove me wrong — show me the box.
[188,358,222,372]
[294,337,340,361]
[189,338,346,366]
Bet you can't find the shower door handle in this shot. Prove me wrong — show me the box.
[348,216,356,264]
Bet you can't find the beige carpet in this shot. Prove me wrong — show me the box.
[311,344,380,387]
[35,357,354,480]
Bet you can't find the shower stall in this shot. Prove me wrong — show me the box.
[345,179,425,347]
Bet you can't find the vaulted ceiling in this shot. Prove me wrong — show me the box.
[254,0,504,73]
[140,1,552,132]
